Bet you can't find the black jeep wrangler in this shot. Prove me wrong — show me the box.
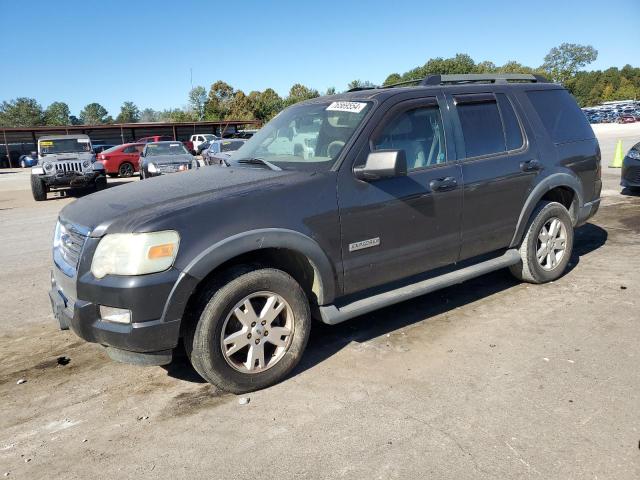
[49,74,601,393]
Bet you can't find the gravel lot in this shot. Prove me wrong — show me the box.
[1,126,639,479]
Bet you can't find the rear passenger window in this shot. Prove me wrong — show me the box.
[373,105,446,171]
[527,89,594,144]
[456,97,505,158]
[496,93,524,151]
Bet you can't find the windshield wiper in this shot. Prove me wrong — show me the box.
[236,157,281,171]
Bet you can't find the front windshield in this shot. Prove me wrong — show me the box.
[203,134,217,141]
[40,138,91,155]
[229,100,372,171]
[145,142,188,156]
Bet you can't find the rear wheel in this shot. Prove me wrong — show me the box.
[30,176,47,201]
[185,267,311,393]
[118,162,134,177]
[510,201,574,284]
[108,173,118,178]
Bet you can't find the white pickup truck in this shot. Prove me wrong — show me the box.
[190,134,218,154]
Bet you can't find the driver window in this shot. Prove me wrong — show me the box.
[373,106,446,171]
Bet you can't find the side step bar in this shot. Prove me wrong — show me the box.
[319,249,521,325]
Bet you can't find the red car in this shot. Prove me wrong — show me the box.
[98,143,144,177]
[137,135,195,155]
[617,115,636,124]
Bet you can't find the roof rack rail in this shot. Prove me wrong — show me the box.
[346,86,379,92]
[421,74,549,85]
[381,78,424,89]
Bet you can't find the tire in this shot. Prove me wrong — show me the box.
[509,201,574,284]
[94,176,107,191]
[30,176,47,201]
[118,162,134,178]
[185,267,311,393]
[108,173,119,178]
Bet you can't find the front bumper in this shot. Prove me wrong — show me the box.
[621,162,640,187]
[41,170,103,188]
[49,263,197,366]
[576,198,601,226]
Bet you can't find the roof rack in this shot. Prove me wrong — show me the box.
[421,74,549,85]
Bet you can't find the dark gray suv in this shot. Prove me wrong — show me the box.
[49,74,601,393]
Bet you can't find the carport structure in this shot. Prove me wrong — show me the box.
[1,119,259,167]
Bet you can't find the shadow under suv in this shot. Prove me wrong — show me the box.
[49,74,601,393]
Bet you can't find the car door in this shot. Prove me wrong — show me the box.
[338,95,463,296]
[445,91,541,260]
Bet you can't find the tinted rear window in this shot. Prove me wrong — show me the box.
[527,89,593,144]
[457,100,505,157]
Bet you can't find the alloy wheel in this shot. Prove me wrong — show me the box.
[536,217,567,270]
[220,291,294,374]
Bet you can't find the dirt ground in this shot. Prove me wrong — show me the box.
[1,127,639,479]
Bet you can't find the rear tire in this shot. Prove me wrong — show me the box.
[118,162,134,178]
[509,201,574,284]
[108,173,118,178]
[30,176,47,201]
[185,267,311,393]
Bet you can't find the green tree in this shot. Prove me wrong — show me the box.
[44,101,70,125]
[205,81,235,120]
[285,83,319,106]
[116,101,140,123]
[188,86,207,120]
[79,103,109,125]
[0,97,44,127]
[140,108,160,122]
[252,88,283,121]
[325,87,336,96]
[542,43,598,84]
[347,79,375,90]
[226,90,254,120]
[383,73,402,86]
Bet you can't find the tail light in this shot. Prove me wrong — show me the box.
[100,154,106,160]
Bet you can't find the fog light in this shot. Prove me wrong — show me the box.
[99,306,131,324]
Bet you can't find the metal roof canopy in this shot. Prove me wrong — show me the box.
[1,119,260,167]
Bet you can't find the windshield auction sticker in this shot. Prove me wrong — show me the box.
[326,101,368,113]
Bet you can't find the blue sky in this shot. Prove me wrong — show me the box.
[1,0,638,116]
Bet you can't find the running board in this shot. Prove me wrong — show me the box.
[319,249,521,325]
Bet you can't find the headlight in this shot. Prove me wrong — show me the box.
[91,231,180,278]
[83,160,90,168]
[628,149,640,160]
[44,162,53,171]
[147,162,158,173]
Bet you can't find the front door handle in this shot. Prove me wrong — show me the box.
[520,159,542,172]
[429,176,458,192]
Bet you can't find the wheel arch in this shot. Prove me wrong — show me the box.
[163,229,338,329]
[510,173,583,248]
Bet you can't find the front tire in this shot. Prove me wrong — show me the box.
[94,176,107,191]
[510,201,574,284]
[186,268,311,393]
[30,176,47,201]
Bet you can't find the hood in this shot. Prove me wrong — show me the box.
[59,165,299,236]
[41,152,94,162]
[145,154,193,164]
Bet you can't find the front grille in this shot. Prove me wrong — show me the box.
[55,222,87,272]
[55,162,84,174]
[158,164,179,173]
[624,165,640,184]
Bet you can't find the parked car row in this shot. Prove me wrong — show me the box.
[583,101,640,124]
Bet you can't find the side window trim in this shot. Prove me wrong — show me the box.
[366,97,448,173]
[495,92,527,153]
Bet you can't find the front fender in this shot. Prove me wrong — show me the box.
[509,173,584,248]
[161,229,337,323]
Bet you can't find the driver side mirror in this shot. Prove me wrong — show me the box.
[354,150,407,181]
[139,151,145,157]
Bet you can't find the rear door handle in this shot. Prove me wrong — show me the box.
[520,159,542,172]
[429,176,458,192]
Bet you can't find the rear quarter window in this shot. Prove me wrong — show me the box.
[527,89,593,144]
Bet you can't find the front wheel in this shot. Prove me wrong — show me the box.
[186,268,311,393]
[30,176,47,201]
[94,176,107,191]
[510,201,574,284]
